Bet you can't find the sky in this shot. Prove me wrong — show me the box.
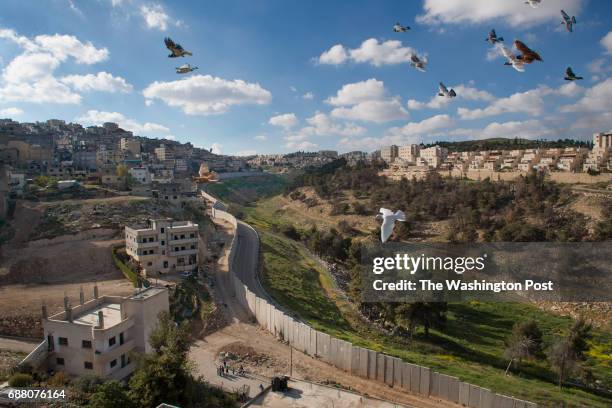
[0,0,611,156]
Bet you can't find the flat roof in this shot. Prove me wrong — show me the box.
[129,286,166,301]
[73,302,122,327]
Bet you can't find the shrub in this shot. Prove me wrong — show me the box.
[48,371,70,386]
[8,373,33,387]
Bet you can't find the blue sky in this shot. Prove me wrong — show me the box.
[0,0,611,155]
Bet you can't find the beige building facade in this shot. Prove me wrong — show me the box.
[43,286,169,380]
[125,219,199,277]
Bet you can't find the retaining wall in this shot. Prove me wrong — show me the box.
[205,194,538,408]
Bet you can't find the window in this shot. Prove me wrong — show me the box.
[180,234,185,239]
[191,245,195,250]
[163,261,168,268]
[147,262,152,266]
[110,359,117,368]
[56,357,64,365]
[82,340,92,349]
[121,354,126,368]
[190,233,195,238]
[161,228,165,233]
[148,237,154,242]
[119,332,124,345]
[84,361,93,369]
[161,240,165,245]
[109,337,116,347]
[58,337,68,346]
[175,247,179,251]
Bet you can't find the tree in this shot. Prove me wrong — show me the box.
[504,320,543,374]
[395,302,447,338]
[128,312,192,407]
[548,317,593,389]
[88,381,134,408]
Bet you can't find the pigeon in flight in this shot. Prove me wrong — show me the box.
[560,10,577,32]
[564,67,583,81]
[500,45,525,72]
[515,40,543,64]
[376,208,406,243]
[524,0,541,8]
[164,37,193,58]
[176,64,198,74]
[393,22,410,33]
[438,82,457,98]
[486,29,504,45]
[410,54,427,72]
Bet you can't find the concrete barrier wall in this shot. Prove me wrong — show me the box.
[206,198,538,408]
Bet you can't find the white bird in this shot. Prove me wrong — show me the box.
[376,208,406,243]
[525,0,541,8]
[500,45,525,72]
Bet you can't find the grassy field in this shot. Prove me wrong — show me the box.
[218,175,612,407]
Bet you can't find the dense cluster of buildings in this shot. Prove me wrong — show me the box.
[247,150,340,171]
[378,132,612,179]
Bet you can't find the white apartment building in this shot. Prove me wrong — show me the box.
[125,219,199,277]
[420,146,448,168]
[398,144,420,163]
[128,167,151,185]
[42,286,169,380]
[583,132,612,172]
[380,145,399,163]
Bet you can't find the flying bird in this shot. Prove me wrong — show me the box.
[500,45,525,72]
[164,37,193,58]
[409,54,427,72]
[486,29,504,45]
[393,22,410,33]
[564,67,583,81]
[515,40,543,63]
[376,208,406,243]
[176,64,198,74]
[438,82,457,98]
[560,10,577,32]
[524,0,541,8]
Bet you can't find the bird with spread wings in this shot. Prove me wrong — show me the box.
[164,37,193,58]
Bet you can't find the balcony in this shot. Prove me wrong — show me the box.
[135,240,159,249]
[93,339,135,364]
[169,248,197,256]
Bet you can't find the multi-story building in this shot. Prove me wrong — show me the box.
[420,145,448,169]
[380,145,399,163]
[125,219,199,277]
[128,167,151,185]
[154,144,174,162]
[398,144,420,163]
[120,138,141,156]
[42,285,169,380]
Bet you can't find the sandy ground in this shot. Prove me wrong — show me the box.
[189,214,459,408]
[0,198,138,338]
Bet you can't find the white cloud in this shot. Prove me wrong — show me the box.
[417,0,585,27]
[75,110,170,136]
[140,4,170,31]
[33,34,108,64]
[318,38,417,67]
[387,114,454,139]
[60,72,133,93]
[290,86,297,92]
[0,28,110,104]
[326,78,408,123]
[269,113,298,129]
[457,87,548,120]
[254,134,267,141]
[326,78,386,106]
[142,74,272,115]
[211,143,222,155]
[561,78,612,113]
[0,107,23,116]
[318,44,348,65]
[601,31,612,55]
[331,99,408,123]
[285,140,318,151]
[408,84,495,111]
[302,91,314,100]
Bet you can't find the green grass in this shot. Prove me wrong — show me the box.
[215,177,612,407]
[111,246,149,287]
[206,174,288,205]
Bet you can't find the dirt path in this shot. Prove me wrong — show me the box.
[190,214,458,408]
